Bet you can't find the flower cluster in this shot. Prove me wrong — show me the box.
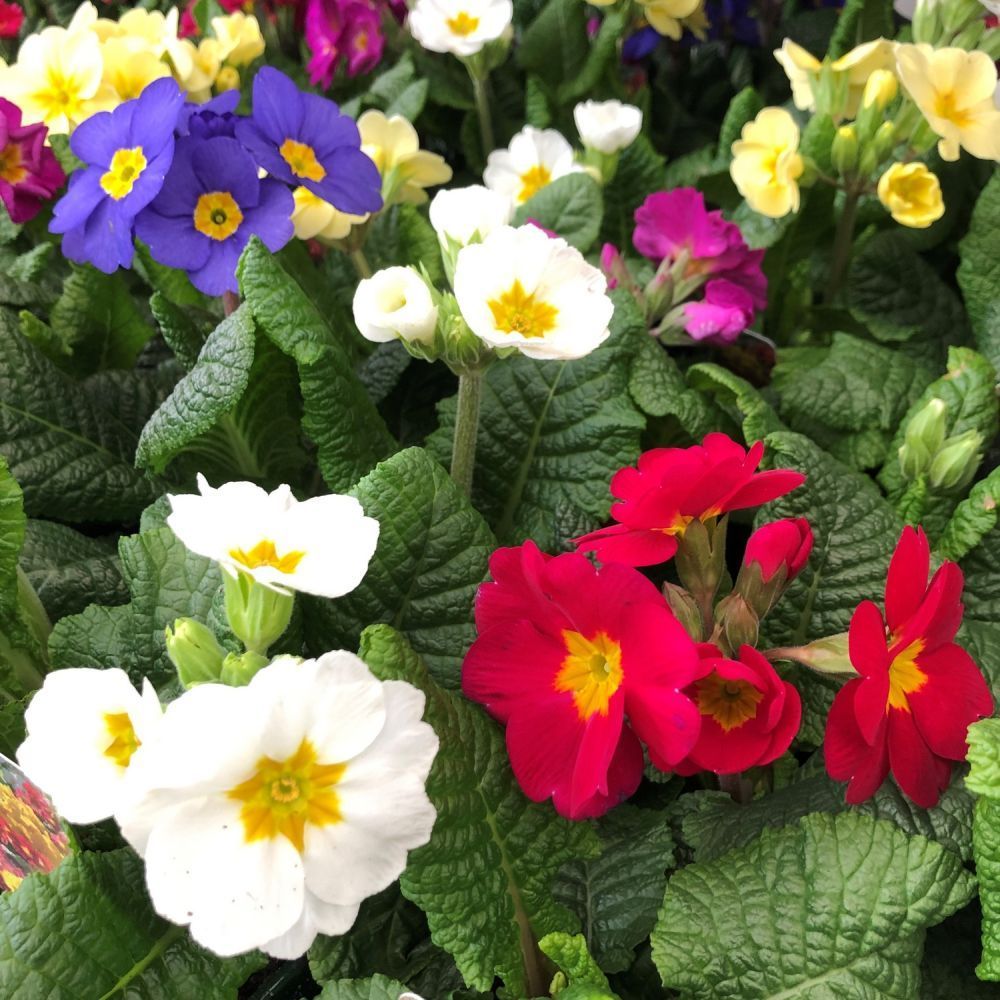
[305,0,406,85]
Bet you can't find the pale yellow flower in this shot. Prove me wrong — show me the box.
[639,0,702,39]
[877,162,945,228]
[292,188,369,242]
[171,38,223,103]
[100,37,171,103]
[773,39,820,111]
[730,107,804,218]
[832,39,893,117]
[895,44,1000,162]
[116,7,179,57]
[358,110,452,206]
[211,12,265,68]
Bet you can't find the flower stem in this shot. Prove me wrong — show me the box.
[470,69,495,158]
[222,290,240,316]
[824,190,860,303]
[350,247,373,280]
[450,372,483,498]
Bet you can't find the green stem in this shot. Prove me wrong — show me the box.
[350,247,373,280]
[470,69,495,157]
[824,190,860,303]
[450,372,483,498]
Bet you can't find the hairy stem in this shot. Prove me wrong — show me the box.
[824,190,860,303]
[350,247,373,280]
[471,70,495,158]
[450,372,483,498]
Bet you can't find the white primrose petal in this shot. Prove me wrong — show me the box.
[352,267,438,346]
[573,100,643,154]
[259,891,361,959]
[484,126,580,204]
[429,185,513,247]
[408,0,512,57]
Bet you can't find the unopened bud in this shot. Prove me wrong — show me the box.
[769,633,857,678]
[715,592,760,653]
[942,0,982,33]
[872,121,898,159]
[215,66,240,92]
[928,430,983,490]
[735,517,814,618]
[905,397,948,456]
[912,0,942,43]
[863,70,898,111]
[166,617,227,687]
[663,583,704,642]
[952,18,985,50]
[223,571,294,655]
[831,125,859,175]
[219,650,270,687]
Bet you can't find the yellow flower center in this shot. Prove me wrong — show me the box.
[555,630,624,719]
[518,164,552,202]
[934,90,974,130]
[0,144,27,185]
[37,70,84,122]
[229,539,305,574]
[487,279,558,339]
[102,712,141,768]
[695,673,763,732]
[280,138,327,182]
[886,638,927,712]
[354,29,369,51]
[193,191,244,241]
[446,11,480,35]
[227,738,345,852]
[100,146,147,200]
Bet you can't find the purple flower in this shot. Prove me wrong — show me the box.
[342,2,384,77]
[176,91,241,138]
[235,67,382,216]
[49,78,184,273]
[683,279,756,343]
[135,135,294,296]
[0,98,65,224]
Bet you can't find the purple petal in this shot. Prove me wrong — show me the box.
[189,237,243,295]
[49,169,104,233]
[135,207,211,271]
[240,177,294,252]
[250,66,305,143]
[306,146,382,214]
[191,136,260,208]
[128,78,185,155]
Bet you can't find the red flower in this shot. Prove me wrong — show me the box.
[675,644,801,775]
[574,433,806,568]
[743,517,813,583]
[0,0,23,38]
[461,541,702,819]
[0,99,66,224]
[825,526,993,808]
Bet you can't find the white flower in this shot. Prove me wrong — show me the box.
[353,267,439,345]
[116,652,438,959]
[166,477,379,600]
[483,126,581,205]
[429,185,513,248]
[408,0,513,57]
[17,668,161,824]
[453,224,613,361]
[573,100,643,154]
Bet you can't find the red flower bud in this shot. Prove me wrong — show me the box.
[743,518,813,583]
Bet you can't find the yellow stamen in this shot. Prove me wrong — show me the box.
[487,279,558,340]
[555,630,624,719]
[193,191,244,241]
[887,638,927,712]
[695,673,763,732]
[446,11,480,35]
[518,164,551,202]
[100,146,147,200]
[227,738,345,852]
[280,138,327,182]
[102,712,141,768]
[0,144,27,185]
[934,91,974,130]
[228,539,305,575]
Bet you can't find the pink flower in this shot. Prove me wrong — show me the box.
[0,0,23,38]
[179,0,199,37]
[0,100,65,224]
[342,2,384,76]
[682,279,756,343]
[306,0,388,85]
[306,0,346,87]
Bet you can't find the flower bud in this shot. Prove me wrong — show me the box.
[872,121,898,159]
[831,125,859,175]
[222,571,294,655]
[219,649,270,687]
[166,618,227,687]
[734,517,813,619]
[862,70,898,110]
[928,430,983,490]
[941,0,982,34]
[912,0,942,44]
[714,592,760,653]
[951,18,985,50]
[215,65,240,92]
[663,582,704,642]
[769,633,856,677]
[352,266,439,347]
[905,397,948,455]
[574,100,642,155]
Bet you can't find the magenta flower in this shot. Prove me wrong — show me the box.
[683,279,756,344]
[343,2,384,76]
[306,0,387,85]
[0,99,65,224]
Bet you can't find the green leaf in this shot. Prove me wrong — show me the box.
[628,339,718,441]
[553,806,674,974]
[20,520,126,621]
[359,625,599,996]
[937,466,1000,562]
[430,293,645,550]
[367,205,445,286]
[48,524,221,689]
[958,527,1000,701]
[826,0,893,57]
[357,341,411,405]
[238,237,396,492]
[975,797,1000,980]
[303,447,494,689]
[0,849,262,998]
[149,291,209,370]
[686,363,784,444]
[556,5,628,104]
[600,136,667,250]
[0,308,166,523]
[315,975,411,1000]
[539,933,613,994]
[651,813,976,999]
[517,0,589,88]
[958,173,1000,371]
[717,87,764,158]
[513,174,604,253]
[967,718,1000,799]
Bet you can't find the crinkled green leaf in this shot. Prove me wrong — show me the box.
[149,291,210,371]
[367,204,445,286]
[238,237,396,492]
[0,849,262,999]
[513,174,604,253]
[0,308,168,523]
[303,447,494,689]
[517,0,589,88]
[357,341,411,405]
[827,0,893,57]
[553,806,674,974]
[717,87,764,158]
[651,813,976,999]
[429,294,644,550]
[958,527,1000,701]
[359,625,599,995]
[686,364,784,445]
[316,975,411,1000]
[957,172,1000,371]
[48,524,221,688]
[975,795,1000,980]
[967,718,1000,799]
[540,933,613,995]
[937,466,1000,562]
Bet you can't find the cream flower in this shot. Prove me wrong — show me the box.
[166,476,379,600]
[353,267,439,345]
[115,7,179,57]
[117,652,438,959]
[877,162,945,228]
[483,126,581,205]
[292,187,368,242]
[17,668,162,824]
[638,0,702,38]
[171,37,223,103]
[100,37,171,103]
[358,110,452,205]
[773,39,821,111]
[211,12,265,67]
[408,0,513,57]
[573,99,643,154]
[453,224,613,361]
[895,44,1000,162]
[429,184,513,248]
[730,107,804,218]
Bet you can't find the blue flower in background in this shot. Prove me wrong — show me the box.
[235,66,382,216]
[177,90,241,139]
[49,78,184,273]
[135,135,294,296]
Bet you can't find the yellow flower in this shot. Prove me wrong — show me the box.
[730,107,805,218]
[0,25,115,133]
[292,188,369,242]
[100,37,170,103]
[877,162,945,228]
[115,7,179,57]
[638,0,702,39]
[171,38,223,103]
[211,12,265,68]
[358,110,453,205]
[773,39,821,111]
[895,44,1000,162]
